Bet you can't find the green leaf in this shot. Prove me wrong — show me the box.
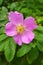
[0,0,3,5]
[36,17,43,24]
[39,0,43,3]
[36,26,43,33]
[4,38,16,62]
[1,7,8,15]
[0,34,7,51]
[0,27,5,34]
[17,44,32,57]
[37,41,43,52]
[35,32,43,41]
[10,2,18,10]
[27,47,39,64]
[21,8,32,17]
[21,8,29,13]
[35,32,43,52]
[0,34,7,42]
[0,38,7,51]
[30,42,36,48]
[0,7,8,21]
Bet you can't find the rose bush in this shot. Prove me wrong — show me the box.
[0,0,43,65]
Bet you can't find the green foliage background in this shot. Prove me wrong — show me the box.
[0,0,43,65]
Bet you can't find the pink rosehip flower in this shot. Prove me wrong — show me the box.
[5,11,37,46]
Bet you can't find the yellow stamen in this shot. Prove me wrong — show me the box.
[16,25,25,34]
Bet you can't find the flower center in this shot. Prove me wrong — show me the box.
[16,25,25,34]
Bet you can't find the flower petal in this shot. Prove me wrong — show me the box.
[14,35,22,46]
[21,31,34,44]
[5,22,17,36]
[8,11,24,25]
[24,16,37,31]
